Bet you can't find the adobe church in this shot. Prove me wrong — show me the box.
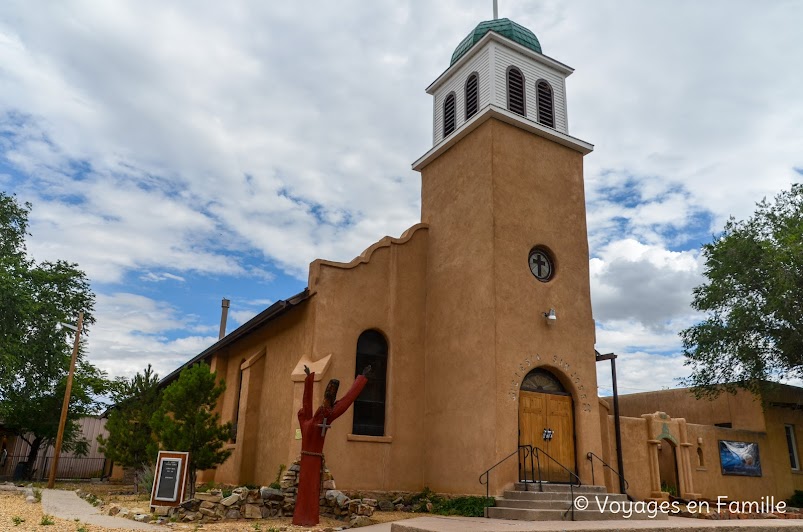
[161,17,803,505]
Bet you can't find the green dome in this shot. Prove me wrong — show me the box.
[451,18,542,66]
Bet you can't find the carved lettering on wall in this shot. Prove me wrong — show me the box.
[508,353,593,413]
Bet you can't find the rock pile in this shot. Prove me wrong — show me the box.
[104,458,379,527]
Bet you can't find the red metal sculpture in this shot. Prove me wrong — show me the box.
[292,364,370,526]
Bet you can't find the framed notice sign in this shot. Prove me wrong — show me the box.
[150,451,189,509]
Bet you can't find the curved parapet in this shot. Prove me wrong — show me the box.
[308,223,429,290]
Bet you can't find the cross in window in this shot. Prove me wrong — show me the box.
[531,253,548,278]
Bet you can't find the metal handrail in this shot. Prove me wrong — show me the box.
[531,447,580,521]
[479,445,535,510]
[586,451,629,491]
[532,447,581,487]
[479,445,581,520]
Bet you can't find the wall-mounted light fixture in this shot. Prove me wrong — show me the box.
[543,308,556,323]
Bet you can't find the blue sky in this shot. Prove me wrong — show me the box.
[1,0,801,395]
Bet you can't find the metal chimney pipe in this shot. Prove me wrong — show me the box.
[219,298,230,339]
[493,0,498,19]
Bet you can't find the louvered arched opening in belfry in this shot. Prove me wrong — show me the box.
[507,67,525,116]
[443,92,456,137]
[536,79,555,128]
[465,73,479,119]
[352,330,388,436]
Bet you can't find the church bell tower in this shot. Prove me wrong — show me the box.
[412,16,602,493]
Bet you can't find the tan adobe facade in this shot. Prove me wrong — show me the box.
[599,385,803,502]
[192,113,600,496]
[166,16,605,496]
[160,17,803,506]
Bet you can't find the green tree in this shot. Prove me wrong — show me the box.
[150,362,231,497]
[681,184,803,397]
[98,365,161,484]
[0,193,108,477]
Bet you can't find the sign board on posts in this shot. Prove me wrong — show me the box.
[150,451,189,510]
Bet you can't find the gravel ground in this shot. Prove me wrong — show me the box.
[0,491,137,532]
[0,489,414,531]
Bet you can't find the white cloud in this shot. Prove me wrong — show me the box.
[596,351,688,397]
[228,309,259,328]
[87,292,217,379]
[590,239,703,328]
[0,1,801,386]
[140,272,186,283]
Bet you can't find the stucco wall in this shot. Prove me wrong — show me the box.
[420,118,598,495]
[305,224,429,492]
[201,116,597,496]
[601,405,803,502]
[207,304,315,486]
[611,388,765,432]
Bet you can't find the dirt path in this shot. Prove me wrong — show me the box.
[41,489,166,530]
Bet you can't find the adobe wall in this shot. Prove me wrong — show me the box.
[208,303,315,486]
[601,407,803,502]
[763,406,803,499]
[420,118,599,495]
[612,388,765,432]
[303,224,429,492]
[490,120,601,491]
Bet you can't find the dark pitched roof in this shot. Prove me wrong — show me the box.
[157,288,311,389]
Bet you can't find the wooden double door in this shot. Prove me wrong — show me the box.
[518,390,576,482]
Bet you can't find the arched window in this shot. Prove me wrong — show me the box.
[507,67,525,116]
[536,79,555,128]
[465,73,479,119]
[520,368,567,394]
[443,92,456,137]
[352,330,388,436]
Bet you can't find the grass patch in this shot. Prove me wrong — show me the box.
[403,487,494,517]
[432,496,495,517]
[40,515,55,525]
[12,516,25,526]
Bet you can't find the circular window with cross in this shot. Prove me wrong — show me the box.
[528,247,554,282]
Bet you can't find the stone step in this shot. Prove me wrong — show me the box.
[503,489,620,502]
[486,506,669,521]
[513,482,607,493]
[494,497,626,510]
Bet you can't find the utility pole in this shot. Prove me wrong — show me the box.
[47,311,84,489]
[596,351,626,494]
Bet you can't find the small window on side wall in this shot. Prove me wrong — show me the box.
[786,425,800,470]
[507,67,525,116]
[536,79,555,128]
[465,73,479,119]
[443,93,456,137]
[352,330,388,436]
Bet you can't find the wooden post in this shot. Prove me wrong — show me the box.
[47,311,84,489]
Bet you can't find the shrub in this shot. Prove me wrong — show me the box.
[788,490,803,508]
[136,465,155,495]
[432,496,495,517]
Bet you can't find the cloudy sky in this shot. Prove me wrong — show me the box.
[1,1,801,396]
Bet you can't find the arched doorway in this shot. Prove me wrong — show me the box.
[518,368,576,482]
[658,438,679,497]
